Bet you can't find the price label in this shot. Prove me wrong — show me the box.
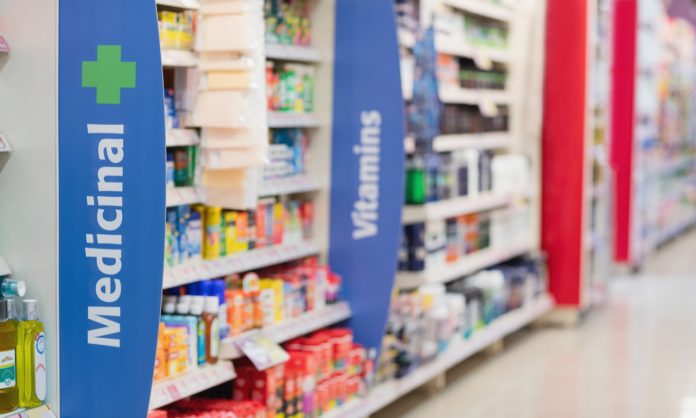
[479,98,500,117]
[473,48,493,71]
[0,134,11,152]
[235,333,289,371]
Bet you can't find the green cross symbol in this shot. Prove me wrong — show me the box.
[82,45,136,105]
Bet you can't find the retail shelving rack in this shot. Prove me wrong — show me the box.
[149,0,352,411]
[612,0,696,270]
[542,0,616,320]
[318,0,552,416]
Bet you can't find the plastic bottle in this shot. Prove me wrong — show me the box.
[0,299,18,412]
[17,300,45,408]
[0,279,26,299]
[189,296,206,366]
[203,296,219,364]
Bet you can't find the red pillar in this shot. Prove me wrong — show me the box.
[542,0,588,307]
[611,0,637,264]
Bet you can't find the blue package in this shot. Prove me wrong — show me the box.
[177,205,191,264]
[166,150,175,188]
[186,206,203,261]
[166,209,180,267]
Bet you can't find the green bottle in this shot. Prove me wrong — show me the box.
[18,299,45,408]
[0,299,18,413]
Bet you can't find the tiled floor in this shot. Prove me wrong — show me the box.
[373,229,696,418]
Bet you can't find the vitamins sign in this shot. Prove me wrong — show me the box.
[329,0,406,351]
[58,0,166,416]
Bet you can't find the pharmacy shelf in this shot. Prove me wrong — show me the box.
[0,257,10,277]
[166,186,202,207]
[149,362,237,410]
[1,405,56,418]
[442,0,513,22]
[439,87,511,105]
[402,192,516,224]
[268,112,321,129]
[656,214,696,247]
[156,0,201,9]
[265,43,321,63]
[327,294,553,418]
[219,301,352,359]
[161,49,198,67]
[162,240,321,289]
[404,132,511,153]
[396,242,536,288]
[436,36,510,64]
[259,175,320,197]
[166,128,200,147]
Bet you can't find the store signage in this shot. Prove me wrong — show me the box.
[58,0,165,417]
[329,0,406,350]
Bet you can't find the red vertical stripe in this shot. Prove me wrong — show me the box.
[611,0,637,263]
[542,0,588,306]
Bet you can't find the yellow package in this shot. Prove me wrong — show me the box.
[204,206,223,259]
[224,211,237,256]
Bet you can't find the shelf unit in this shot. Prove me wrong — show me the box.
[161,49,198,67]
[405,132,512,153]
[165,186,202,207]
[258,175,320,197]
[438,87,511,105]
[396,241,537,289]
[402,192,519,223]
[0,405,56,418]
[326,294,554,418]
[162,240,321,289]
[165,128,200,147]
[219,301,352,359]
[442,0,513,22]
[265,42,321,63]
[435,36,510,64]
[149,362,237,410]
[267,111,322,129]
[156,0,201,9]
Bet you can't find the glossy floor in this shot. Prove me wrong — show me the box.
[374,230,696,418]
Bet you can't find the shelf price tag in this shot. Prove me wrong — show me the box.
[235,333,289,371]
[0,134,11,152]
[479,98,500,117]
[472,48,493,71]
[0,34,9,53]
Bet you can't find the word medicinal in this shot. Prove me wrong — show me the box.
[352,111,382,240]
[85,123,124,348]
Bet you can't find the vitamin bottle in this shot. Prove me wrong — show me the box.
[17,300,45,408]
[0,299,18,412]
[203,296,219,364]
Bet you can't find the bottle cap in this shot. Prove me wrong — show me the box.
[1,279,26,298]
[190,296,205,316]
[176,295,192,315]
[0,300,9,322]
[162,296,177,315]
[204,296,219,314]
[23,299,39,321]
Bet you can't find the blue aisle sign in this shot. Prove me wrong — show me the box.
[58,1,165,416]
[330,0,406,350]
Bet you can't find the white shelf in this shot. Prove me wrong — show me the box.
[156,0,201,9]
[166,128,199,147]
[265,43,321,63]
[219,301,352,359]
[404,132,511,153]
[149,362,236,410]
[166,186,202,207]
[0,405,55,418]
[656,214,696,247]
[396,242,536,288]
[402,193,515,224]
[268,112,321,129]
[259,175,320,197]
[442,0,513,22]
[161,49,198,67]
[439,87,511,105]
[163,241,320,289]
[329,294,553,418]
[0,257,11,277]
[436,36,510,64]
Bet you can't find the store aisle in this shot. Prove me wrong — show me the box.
[374,231,696,418]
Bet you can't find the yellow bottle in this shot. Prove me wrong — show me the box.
[17,299,45,408]
[0,299,18,413]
